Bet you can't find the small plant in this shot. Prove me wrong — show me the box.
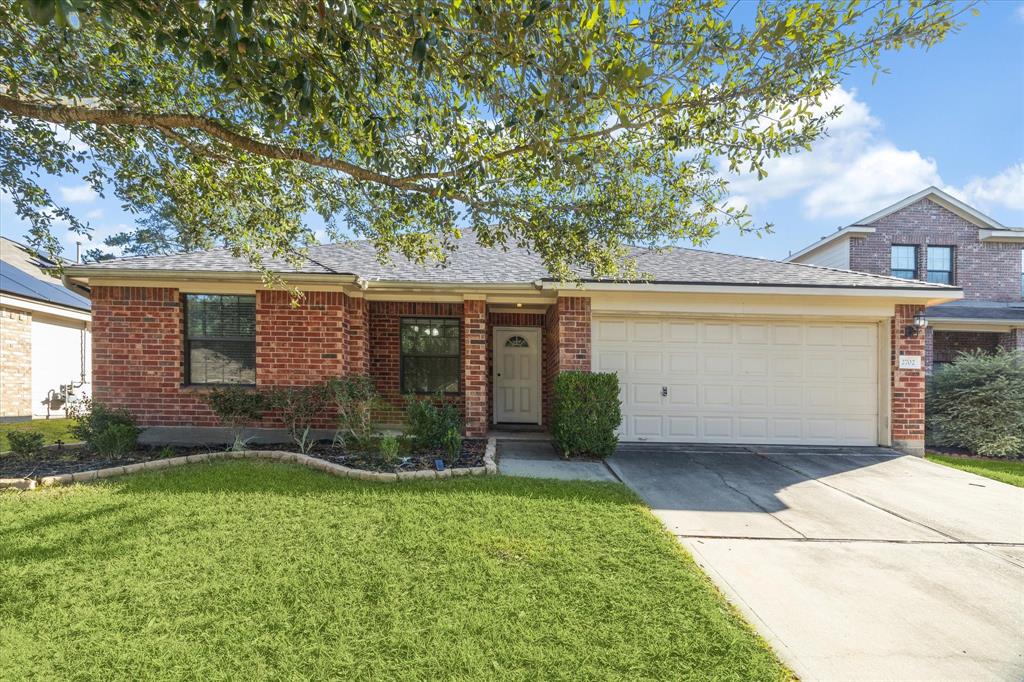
[327,376,380,450]
[295,426,317,454]
[404,395,463,450]
[90,423,139,457]
[231,434,256,452]
[157,446,176,459]
[551,372,622,459]
[928,349,1024,457]
[268,383,328,444]
[67,398,141,456]
[441,426,463,463]
[378,435,401,464]
[6,430,46,456]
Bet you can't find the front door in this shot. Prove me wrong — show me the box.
[493,327,542,424]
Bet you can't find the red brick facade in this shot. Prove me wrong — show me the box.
[850,199,1023,302]
[891,304,927,454]
[256,291,345,386]
[462,299,488,437]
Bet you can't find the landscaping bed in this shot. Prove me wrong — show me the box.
[0,439,488,480]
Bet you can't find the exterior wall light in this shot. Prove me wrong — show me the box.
[905,310,928,338]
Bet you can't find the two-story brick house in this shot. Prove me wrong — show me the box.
[785,187,1024,373]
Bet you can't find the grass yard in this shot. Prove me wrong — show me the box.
[926,453,1024,488]
[0,461,788,681]
[0,417,76,452]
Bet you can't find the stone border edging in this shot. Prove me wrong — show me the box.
[0,437,498,489]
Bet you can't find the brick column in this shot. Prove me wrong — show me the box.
[923,326,935,375]
[556,295,592,371]
[891,304,926,455]
[999,328,1024,352]
[462,298,488,437]
[0,306,32,419]
[343,294,369,375]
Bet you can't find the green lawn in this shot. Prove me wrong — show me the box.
[0,462,788,681]
[926,453,1024,488]
[0,417,76,452]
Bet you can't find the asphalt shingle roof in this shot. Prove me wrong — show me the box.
[927,301,1024,323]
[69,238,955,291]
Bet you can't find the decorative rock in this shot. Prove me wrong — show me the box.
[143,459,171,470]
[469,466,486,476]
[95,466,126,479]
[122,463,147,475]
[39,474,71,487]
[451,467,471,477]
[71,470,98,482]
[185,453,210,463]
[0,477,36,490]
[435,469,453,479]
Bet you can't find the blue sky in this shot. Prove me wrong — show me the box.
[1,1,1022,262]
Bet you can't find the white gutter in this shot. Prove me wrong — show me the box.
[537,280,962,301]
[979,229,1024,243]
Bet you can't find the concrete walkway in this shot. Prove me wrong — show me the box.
[608,444,1024,682]
[496,440,617,482]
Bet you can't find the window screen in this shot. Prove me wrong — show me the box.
[926,246,953,285]
[185,294,256,385]
[400,318,460,394]
[890,245,917,280]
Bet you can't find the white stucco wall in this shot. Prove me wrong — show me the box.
[30,314,91,418]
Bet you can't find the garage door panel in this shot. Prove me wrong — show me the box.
[596,316,879,446]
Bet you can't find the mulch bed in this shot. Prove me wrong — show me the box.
[926,447,1023,462]
[0,439,487,479]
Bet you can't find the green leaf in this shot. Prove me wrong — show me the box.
[584,3,600,30]
[412,37,427,63]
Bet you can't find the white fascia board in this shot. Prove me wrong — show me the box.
[540,280,962,303]
[928,319,1018,332]
[978,229,1024,243]
[783,226,875,263]
[0,293,91,322]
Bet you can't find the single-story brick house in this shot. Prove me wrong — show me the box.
[65,238,960,454]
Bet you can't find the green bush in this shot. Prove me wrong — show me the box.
[378,435,401,464]
[927,350,1024,457]
[206,386,266,428]
[90,423,139,457]
[442,426,463,463]
[6,430,45,456]
[328,376,380,449]
[268,384,329,443]
[404,395,462,450]
[551,372,622,458]
[67,398,141,455]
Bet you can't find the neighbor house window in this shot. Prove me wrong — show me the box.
[890,245,917,280]
[400,318,460,393]
[926,246,953,285]
[184,294,256,385]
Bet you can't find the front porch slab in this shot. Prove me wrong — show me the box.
[497,440,617,482]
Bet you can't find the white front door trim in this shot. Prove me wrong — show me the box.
[492,326,542,425]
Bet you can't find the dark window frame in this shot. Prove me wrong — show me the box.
[926,245,954,285]
[183,294,257,387]
[890,244,918,280]
[399,317,462,395]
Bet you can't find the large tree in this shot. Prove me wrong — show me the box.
[0,0,971,279]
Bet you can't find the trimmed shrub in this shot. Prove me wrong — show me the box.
[268,383,329,444]
[404,395,463,449]
[6,430,45,457]
[927,350,1024,457]
[206,386,266,429]
[551,372,621,458]
[67,398,141,455]
[328,376,380,449]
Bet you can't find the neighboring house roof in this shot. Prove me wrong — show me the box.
[784,186,1024,263]
[927,300,1024,325]
[0,238,91,312]
[65,236,957,292]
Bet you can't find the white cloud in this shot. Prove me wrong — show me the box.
[85,208,105,220]
[803,145,941,219]
[956,163,1024,212]
[58,184,96,203]
[722,86,1020,224]
[1017,3,1024,23]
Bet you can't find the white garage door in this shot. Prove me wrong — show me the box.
[592,317,879,445]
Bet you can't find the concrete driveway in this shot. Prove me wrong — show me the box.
[607,444,1024,682]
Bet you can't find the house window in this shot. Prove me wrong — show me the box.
[505,335,530,348]
[400,318,460,394]
[184,294,256,385]
[926,246,953,285]
[890,245,917,280]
